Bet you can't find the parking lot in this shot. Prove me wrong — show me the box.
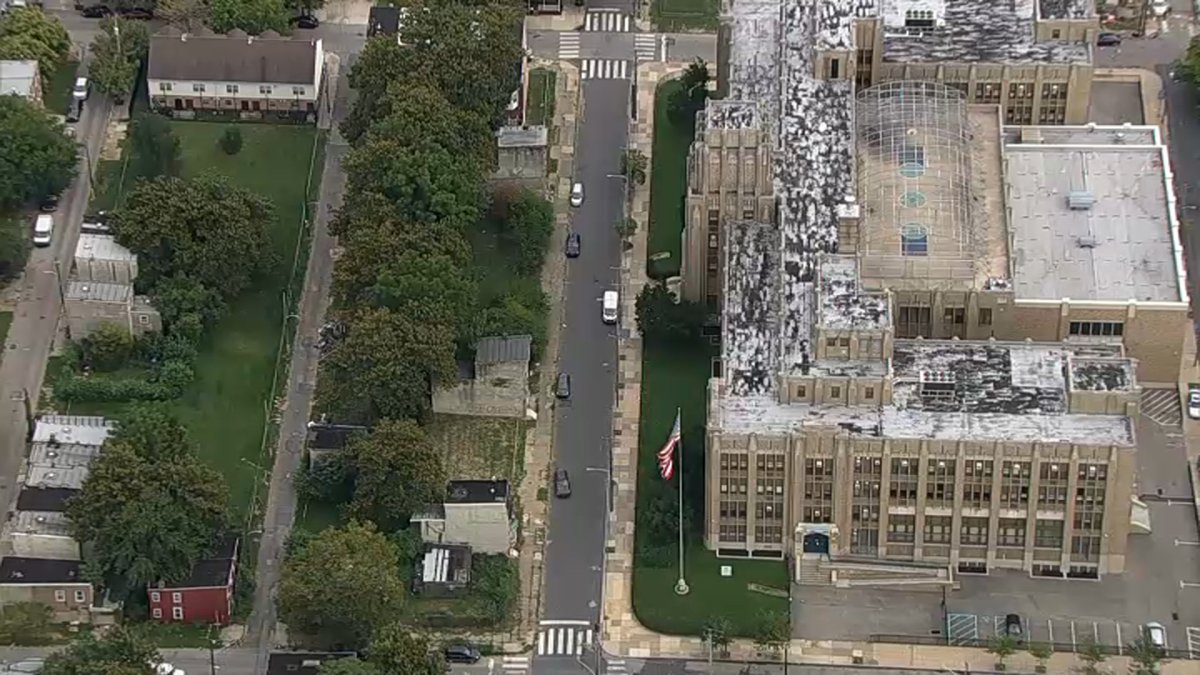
[946,612,1200,657]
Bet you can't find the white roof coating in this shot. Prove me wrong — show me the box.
[32,415,113,447]
[818,256,890,331]
[66,281,133,303]
[0,60,38,98]
[1005,127,1185,303]
[723,220,780,396]
[11,511,72,537]
[75,234,137,262]
[25,465,89,490]
[29,442,102,469]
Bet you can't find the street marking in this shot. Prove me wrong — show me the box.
[558,33,580,60]
[584,9,631,32]
[536,626,590,656]
[634,33,659,61]
[539,619,592,625]
[946,613,979,645]
[581,59,630,80]
[1177,539,1200,546]
[1187,627,1200,660]
[1181,581,1200,588]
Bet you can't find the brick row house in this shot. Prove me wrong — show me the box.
[148,536,240,624]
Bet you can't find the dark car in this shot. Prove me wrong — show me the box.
[554,468,571,498]
[1004,613,1023,638]
[444,645,480,664]
[1097,32,1121,46]
[39,194,60,213]
[565,232,581,258]
[66,103,81,123]
[290,14,319,28]
[555,372,571,399]
[81,4,111,17]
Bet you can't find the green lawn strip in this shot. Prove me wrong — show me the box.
[630,341,787,636]
[526,69,556,126]
[43,60,80,116]
[296,498,343,534]
[647,80,692,279]
[129,621,218,648]
[0,311,12,347]
[650,0,719,32]
[88,158,129,213]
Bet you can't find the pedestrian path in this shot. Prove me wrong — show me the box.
[584,8,632,31]
[500,655,530,675]
[537,620,593,656]
[581,59,630,80]
[558,32,581,59]
[634,33,659,61]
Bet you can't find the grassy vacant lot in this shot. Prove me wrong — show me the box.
[429,415,529,485]
[647,80,692,279]
[526,69,556,127]
[43,60,80,116]
[631,342,788,636]
[651,0,718,32]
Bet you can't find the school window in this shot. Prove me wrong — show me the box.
[1051,29,1061,38]
[796,385,807,398]
[924,515,951,544]
[979,308,993,326]
[259,85,273,94]
[292,86,306,95]
[887,515,915,543]
[1069,321,1124,337]
[828,57,840,79]
[830,386,841,398]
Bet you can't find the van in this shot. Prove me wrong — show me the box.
[33,214,53,247]
[602,290,618,324]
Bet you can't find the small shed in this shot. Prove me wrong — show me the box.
[412,543,471,597]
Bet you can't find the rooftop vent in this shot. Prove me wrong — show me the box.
[1076,236,1098,249]
[919,371,956,398]
[1067,191,1095,210]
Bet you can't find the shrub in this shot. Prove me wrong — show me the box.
[79,323,134,371]
[219,126,243,155]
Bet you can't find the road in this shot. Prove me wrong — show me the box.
[526,28,716,63]
[0,58,108,520]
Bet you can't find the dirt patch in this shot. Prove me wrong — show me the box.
[428,414,529,485]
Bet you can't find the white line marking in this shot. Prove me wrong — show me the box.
[537,631,547,654]
[1181,581,1200,588]
[1177,539,1200,546]
[583,629,593,646]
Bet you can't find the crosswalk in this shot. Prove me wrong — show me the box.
[500,656,530,675]
[581,59,630,80]
[606,658,628,675]
[584,8,632,32]
[537,621,593,656]
[1188,627,1200,659]
[634,33,659,61]
[558,32,581,59]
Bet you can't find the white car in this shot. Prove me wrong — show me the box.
[72,76,89,102]
[32,213,53,247]
[1188,389,1200,420]
[1144,622,1167,649]
[569,182,584,207]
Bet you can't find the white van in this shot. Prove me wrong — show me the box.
[602,290,618,324]
[32,213,53,247]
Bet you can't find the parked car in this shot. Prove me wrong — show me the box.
[32,214,53,247]
[565,231,581,258]
[65,102,81,123]
[290,13,319,28]
[569,181,584,207]
[555,372,571,399]
[1004,613,1023,638]
[1097,32,1122,46]
[1188,389,1200,420]
[39,194,59,213]
[72,77,89,103]
[444,645,480,664]
[1143,622,1167,649]
[80,4,111,16]
[554,468,571,498]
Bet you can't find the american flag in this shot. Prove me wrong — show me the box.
[657,410,681,480]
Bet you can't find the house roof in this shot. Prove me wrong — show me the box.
[65,281,132,303]
[0,60,38,98]
[16,487,78,512]
[0,557,85,585]
[75,234,136,263]
[475,335,532,365]
[157,535,239,589]
[446,480,509,504]
[148,32,320,85]
[306,422,368,450]
[33,415,113,446]
[266,652,358,675]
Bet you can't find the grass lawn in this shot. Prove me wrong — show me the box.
[428,415,529,485]
[130,621,219,648]
[647,80,692,279]
[651,0,719,31]
[43,60,80,116]
[89,159,128,213]
[630,341,788,636]
[526,69,556,126]
[0,311,12,347]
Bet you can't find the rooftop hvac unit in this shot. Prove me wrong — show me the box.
[1067,191,1095,210]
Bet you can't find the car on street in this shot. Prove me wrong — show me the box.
[602,290,619,324]
[32,213,53,247]
[1189,389,1200,420]
[1144,622,1167,649]
[66,102,81,123]
[565,231,581,258]
[39,194,59,212]
[290,13,319,28]
[1097,32,1121,46]
[72,77,89,103]
[1004,613,1022,638]
[554,468,571,498]
[443,645,481,664]
[569,182,584,207]
[80,4,111,16]
[555,372,571,399]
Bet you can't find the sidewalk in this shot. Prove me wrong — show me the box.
[597,62,1200,675]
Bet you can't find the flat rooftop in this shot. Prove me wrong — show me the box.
[446,480,509,504]
[33,415,112,447]
[818,256,889,331]
[75,233,136,262]
[25,465,88,490]
[723,220,780,396]
[15,487,78,512]
[29,442,102,469]
[11,511,72,537]
[65,280,132,303]
[1004,125,1185,303]
[0,557,85,585]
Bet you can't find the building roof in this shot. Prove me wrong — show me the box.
[11,511,72,537]
[475,335,532,365]
[266,653,358,675]
[306,422,367,450]
[0,557,85,585]
[417,543,471,585]
[497,126,548,148]
[157,536,239,589]
[75,234,136,263]
[24,465,88,490]
[148,32,320,85]
[32,415,113,447]
[65,281,132,303]
[1004,125,1185,304]
[817,256,889,331]
[723,220,780,396]
[0,60,37,98]
[15,487,78,512]
[29,442,102,469]
[367,5,404,36]
[446,480,509,504]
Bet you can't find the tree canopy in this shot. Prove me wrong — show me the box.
[88,18,149,101]
[156,0,210,31]
[343,140,483,228]
[345,419,446,528]
[0,8,71,79]
[207,0,289,34]
[108,403,193,463]
[278,521,407,649]
[635,283,707,345]
[0,95,78,208]
[126,112,181,181]
[113,173,276,298]
[365,624,444,675]
[41,626,160,675]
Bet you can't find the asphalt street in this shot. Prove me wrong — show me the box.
[526,29,716,63]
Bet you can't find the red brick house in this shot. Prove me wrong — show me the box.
[148,537,238,624]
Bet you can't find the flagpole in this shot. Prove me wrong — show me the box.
[673,406,689,596]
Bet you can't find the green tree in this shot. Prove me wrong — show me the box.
[316,306,458,424]
[156,0,211,31]
[66,445,229,593]
[502,191,554,275]
[1127,636,1165,675]
[0,8,71,80]
[126,113,182,180]
[0,602,54,645]
[207,0,288,34]
[109,403,192,463]
[219,126,243,155]
[752,610,789,655]
[635,282,705,345]
[472,280,548,353]
[297,453,354,504]
[615,217,638,240]
[320,658,382,675]
[1027,642,1052,673]
[1177,36,1200,86]
[0,215,29,281]
[668,58,711,124]
[151,274,227,341]
[286,0,327,12]
[0,95,77,208]
[702,616,733,656]
[41,626,160,675]
[343,140,483,228]
[278,521,407,649]
[345,418,446,528]
[621,149,647,186]
[113,173,276,299]
[79,322,133,371]
[472,555,518,623]
[354,82,495,170]
[88,18,149,101]
[342,36,408,144]
[366,623,444,675]
[987,634,1019,671]
[1074,639,1108,675]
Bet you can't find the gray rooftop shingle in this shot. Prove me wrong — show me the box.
[148,33,320,85]
[475,335,532,365]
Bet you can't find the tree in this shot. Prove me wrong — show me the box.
[316,306,458,424]
[1177,36,1200,86]
[1127,636,1165,675]
[472,280,548,353]
[621,149,647,186]
[319,658,382,675]
[1027,642,1053,673]
[345,418,446,528]
[366,623,444,675]
[41,626,160,675]
[342,36,408,144]
[113,174,276,299]
[0,8,71,81]
[79,322,133,371]
[88,18,149,101]
[297,453,353,504]
[0,214,29,281]
[108,403,192,463]
[343,140,483,228]
[207,0,288,34]
[502,191,553,275]
[220,126,243,155]
[472,555,518,623]
[278,521,407,649]
[355,82,495,170]
[0,602,54,645]
[987,634,1018,671]
[286,0,327,12]
[127,113,182,180]
[0,95,77,208]
[635,283,706,345]
[752,610,789,656]
[151,274,227,341]
[702,616,733,656]
[615,217,638,240]
[66,445,229,593]
[1074,639,1108,675]
[157,0,210,31]
[668,58,711,124]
